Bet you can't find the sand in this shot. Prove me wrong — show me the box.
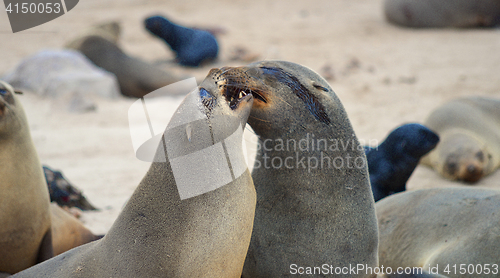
[1,0,500,235]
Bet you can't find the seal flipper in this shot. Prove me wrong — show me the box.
[36,230,53,263]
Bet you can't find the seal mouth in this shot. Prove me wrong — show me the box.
[213,67,267,109]
[226,89,253,110]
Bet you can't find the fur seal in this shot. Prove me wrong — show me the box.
[49,203,102,256]
[420,97,500,183]
[218,61,379,277]
[377,187,500,277]
[384,0,500,28]
[0,81,53,274]
[13,67,256,277]
[67,22,183,98]
[144,15,219,67]
[65,21,121,49]
[365,123,439,202]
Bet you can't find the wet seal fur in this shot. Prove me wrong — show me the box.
[13,68,256,277]
[377,187,500,277]
[0,81,53,274]
[420,97,500,183]
[365,123,439,202]
[67,22,183,98]
[220,61,379,277]
[384,0,500,28]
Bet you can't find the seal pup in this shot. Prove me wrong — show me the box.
[384,0,500,28]
[145,15,219,67]
[377,187,500,277]
[0,81,53,274]
[13,68,256,277]
[420,97,500,183]
[220,61,379,277]
[365,123,439,202]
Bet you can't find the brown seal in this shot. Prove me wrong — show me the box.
[0,81,53,274]
[420,97,500,183]
[49,204,101,256]
[13,67,256,277]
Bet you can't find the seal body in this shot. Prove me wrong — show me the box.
[420,97,500,183]
[0,81,53,274]
[377,187,500,277]
[230,61,379,277]
[145,15,219,67]
[384,0,500,28]
[365,123,439,202]
[13,68,256,277]
[50,203,101,256]
[72,35,182,98]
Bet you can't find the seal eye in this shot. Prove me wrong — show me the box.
[400,141,406,150]
[199,88,216,114]
[446,162,457,175]
[0,89,15,105]
[475,151,484,162]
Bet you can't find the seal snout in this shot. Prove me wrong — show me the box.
[445,158,484,183]
[462,163,484,183]
[0,81,19,116]
[211,67,265,110]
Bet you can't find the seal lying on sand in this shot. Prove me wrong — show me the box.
[216,61,379,277]
[365,123,439,201]
[13,67,256,277]
[377,187,500,278]
[67,21,183,98]
[420,97,500,183]
[384,0,500,28]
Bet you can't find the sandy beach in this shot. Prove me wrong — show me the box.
[1,0,500,235]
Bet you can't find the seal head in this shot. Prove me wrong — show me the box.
[365,123,439,201]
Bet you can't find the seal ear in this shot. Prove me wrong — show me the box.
[311,81,329,92]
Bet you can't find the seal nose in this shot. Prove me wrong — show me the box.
[467,164,477,174]
[462,164,483,183]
